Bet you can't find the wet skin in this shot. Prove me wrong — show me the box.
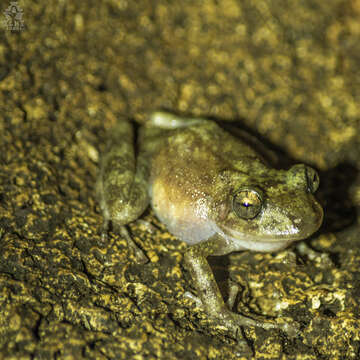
[97,111,323,336]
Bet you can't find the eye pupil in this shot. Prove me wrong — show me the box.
[242,201,252,208]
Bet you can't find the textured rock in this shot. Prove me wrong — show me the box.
[1,0,360,359]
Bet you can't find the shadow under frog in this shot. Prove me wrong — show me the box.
[96,111,323,337]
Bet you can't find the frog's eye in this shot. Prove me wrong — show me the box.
[305,167,320,194]
[233,189,262,219]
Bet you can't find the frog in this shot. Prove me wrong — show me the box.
[96,111,323,337]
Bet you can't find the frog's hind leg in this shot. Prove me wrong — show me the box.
[183,237,299,337]
[97,120,149,264]
[149,111,206,129]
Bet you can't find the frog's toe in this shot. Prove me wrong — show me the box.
[135,219,158,234]
[184,291,203,308]
[226,280,240,309]
[101,231,108,243]
[233,312,299,337]
[100,218,110,243]
[233,334,252,356]
[119,226,149,264]
[277,320,300,338]
[133,250,148,264]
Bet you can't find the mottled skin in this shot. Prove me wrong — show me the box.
[97,111,323,336]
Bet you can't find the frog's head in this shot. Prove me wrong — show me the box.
[213,162,323,252]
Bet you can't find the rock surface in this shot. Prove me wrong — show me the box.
[1,1,360,359]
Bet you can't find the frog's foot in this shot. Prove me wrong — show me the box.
[184,291,299,338]
[215,308,300,338]
[184,291,251,352]
[296,242,333,267]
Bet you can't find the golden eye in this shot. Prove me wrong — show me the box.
[305,166,320,194]
[233,189,262,219]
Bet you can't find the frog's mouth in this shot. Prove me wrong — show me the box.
[215,224,311,253]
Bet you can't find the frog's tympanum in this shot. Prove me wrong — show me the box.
[97,111,323,336]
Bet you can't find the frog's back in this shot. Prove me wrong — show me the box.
[172,121,258,162]
[144,120,260,172]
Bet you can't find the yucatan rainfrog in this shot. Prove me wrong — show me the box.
[96,111,323,335]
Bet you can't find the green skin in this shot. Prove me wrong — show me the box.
[97,111,323,336]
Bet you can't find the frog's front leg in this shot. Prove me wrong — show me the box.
[183,237,299,336]
[97,120,149,264]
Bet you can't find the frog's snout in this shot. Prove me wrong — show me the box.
[287,164,320,194]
